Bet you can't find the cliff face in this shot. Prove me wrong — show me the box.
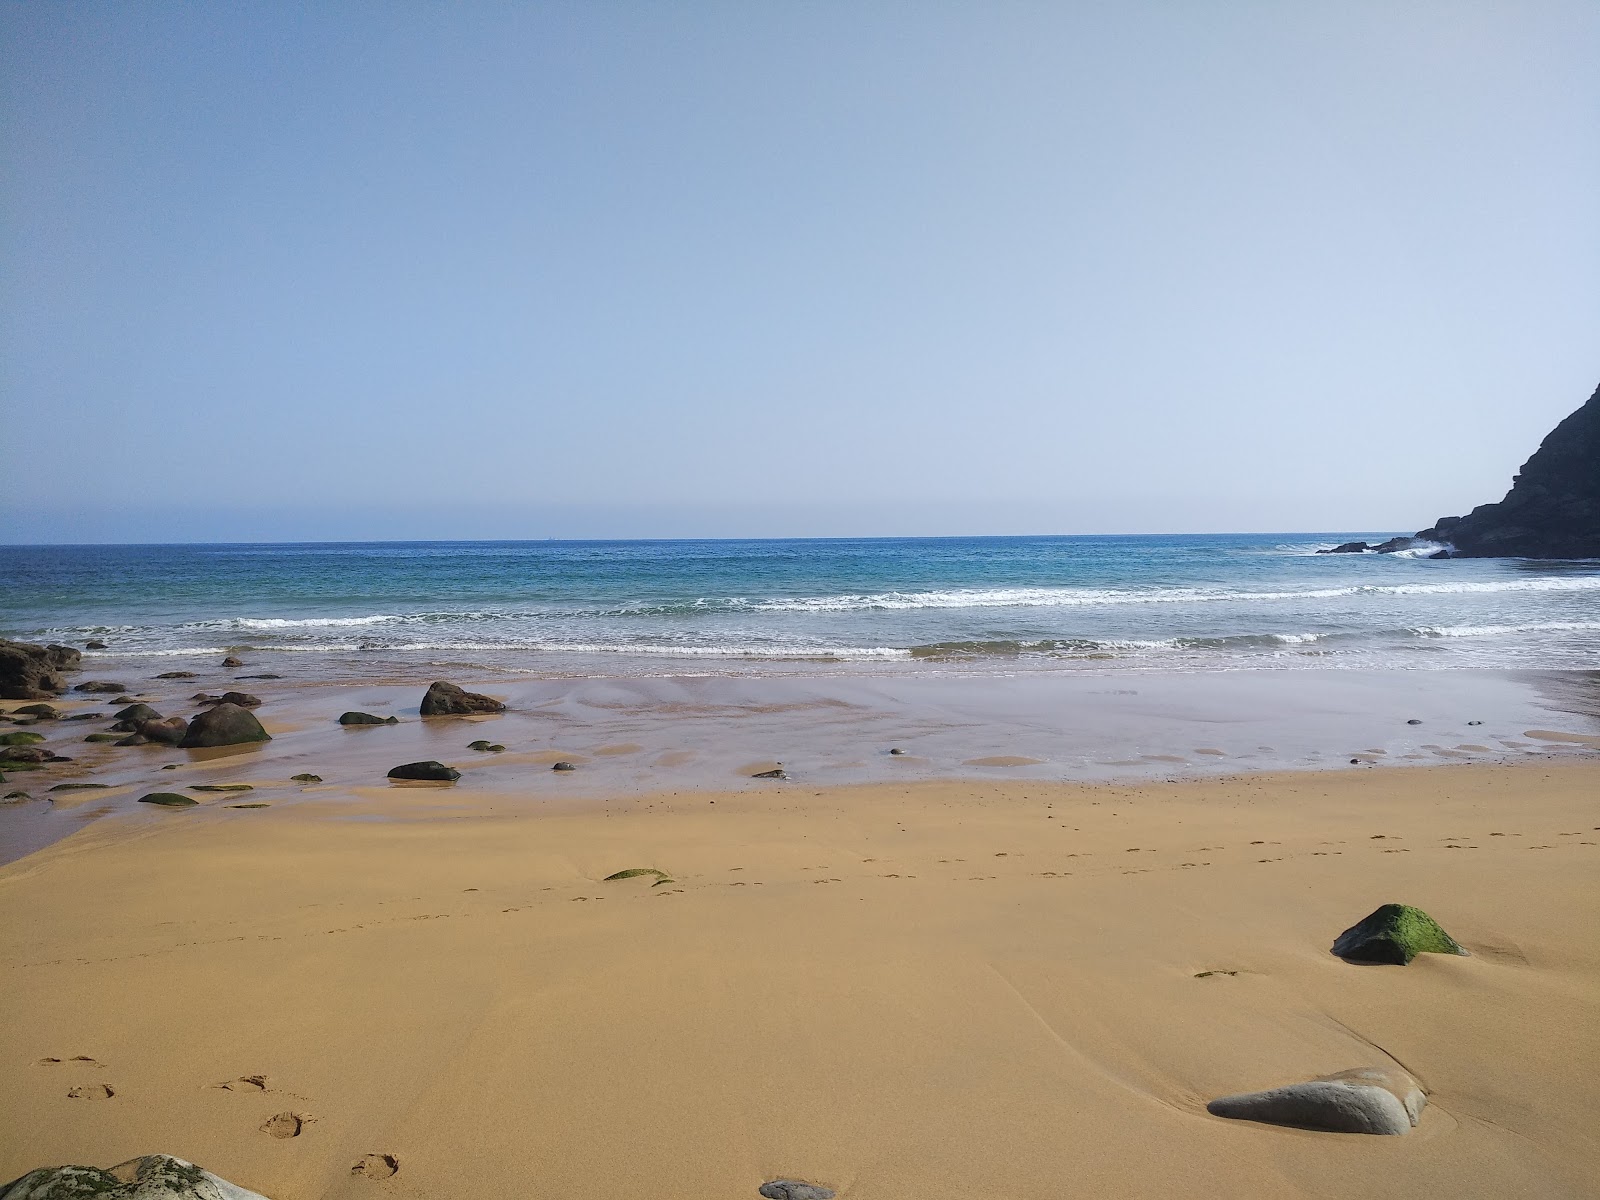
[1417,382,1600,559]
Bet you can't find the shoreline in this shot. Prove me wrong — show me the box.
[1,760,1596,1198]
[4,666,1599,865]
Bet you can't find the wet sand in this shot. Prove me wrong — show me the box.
[1,671,1598,1198]
[1,757,1597,1199]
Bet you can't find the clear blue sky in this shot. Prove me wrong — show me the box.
[3,1,1596,543]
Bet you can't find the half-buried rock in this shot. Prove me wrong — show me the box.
[387,761,460,782]
[179,703,271,749]
[339,711,398,726]
[1207,1067,1426,1135]
[113,702,162,725]
[137,717,189,745]
[0,1153,271,1199]
[1332,903,1467,965]
[419,680,505,716]
[139,793,198,807]
[759,1183,836,1200]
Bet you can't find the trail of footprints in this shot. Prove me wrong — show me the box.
[35,1058,399,1179]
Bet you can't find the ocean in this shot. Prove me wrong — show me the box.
[4,534,1599,680]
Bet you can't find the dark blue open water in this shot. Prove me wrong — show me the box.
[3,534,1598,679]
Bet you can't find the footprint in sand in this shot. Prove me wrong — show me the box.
[352,1154,399,1179]
[37,1055,100,1067]
[217,1075,268,1092]
[68,1084,115,1099]
[261,1112,310,1139]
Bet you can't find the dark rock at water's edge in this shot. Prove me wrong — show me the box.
[0,1153,271,1199]
[139,793,198,807]
[74,680,129,694]
[339,711,398,725]
[199,691,262,709]
[0,641,81,700]
[1332,903,1467,965]
[84,640,108,650]
[1318,541,1373,554]
[419,681,506,716]
[1414,380,1600,558]
[221,656,244,667]
[138,717,189,745]
[13,703,59,719]
[114,702,163,725]
[179,703,271,749]
[387,760,460,782]
[156,670,197,679]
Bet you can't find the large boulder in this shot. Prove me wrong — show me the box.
[419,681,505,716]
[1331,903,1467,965]
[1208,1067,1426,1135]
[0,641,80,700]
[387,760,460,782]
[0,1154,270,1199]
[1413,381,1600,558]
[179,703,271,749]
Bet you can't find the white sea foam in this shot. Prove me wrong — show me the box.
[1412,621,1600,639]
[745,574,1600,612]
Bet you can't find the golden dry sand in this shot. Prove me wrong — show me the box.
[1,761,1597,1199]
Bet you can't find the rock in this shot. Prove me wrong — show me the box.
[155,671,197,679]
[888,747,906,755]
[419,681,505,716]
[291,773,322,782]
[49,783,111,791]
[138,717,189,745]
[1406,718,1422,725]
[84,640,108,650]
[387,761,460,782]
[0,1153,271,1199]
[115,734,151,746]
[339,711,397,725]
[198,691,262,709]
[115,703,162,724]
[221,656,244,667]
[179,703,271,749]
[1331,903,1468,965]
[759,1182,836,1200]
[0,746,52,764]
[752,768,788,779]
[468,739,506,751]
[4,791,28,799]
[63,712,100,722]
[73,681,129,694]
[13,703,59,719]
[192,692,217,703]
[0,732,46,746]
[1412,381,1600,558]
[1316,541,1372,554]
[551,761,576,771]
[191,784,252,792]
[139,793,198,807]
[83,733,123,743]
[0,640,80,700]
[1371,536,1425,553]
[1207,1067,1426,1135]
[238,674,282,680]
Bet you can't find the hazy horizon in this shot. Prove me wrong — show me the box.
[4,2,1597,545]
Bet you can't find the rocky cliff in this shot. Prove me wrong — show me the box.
[1415,381,1600,559]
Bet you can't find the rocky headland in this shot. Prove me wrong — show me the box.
[1321,380,1599,559]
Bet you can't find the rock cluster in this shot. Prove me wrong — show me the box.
[0,641,81,700]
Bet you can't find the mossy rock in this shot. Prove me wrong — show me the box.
[291,773,322,782]
[2,761,44,771]
[191,784,253,792]
[228,803,271,809]
[13,704,58,718]
[4,790,29,799]
[1331,904,1467,965]
[49,783,110,791]
[83,733,123,743]
[0,731,46,746]
[339,711,398,726]
[139,793,198,807]
[604,867,670,882]
[467,739,493,751]
[0,1153,269,1199]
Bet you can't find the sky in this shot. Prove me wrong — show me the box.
[2,1,1597,543]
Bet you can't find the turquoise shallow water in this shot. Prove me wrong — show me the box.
[2,535,1599,679]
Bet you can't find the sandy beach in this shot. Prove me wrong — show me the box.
[2,723,1597,1198]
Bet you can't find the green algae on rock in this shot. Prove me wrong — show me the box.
[604,868,670,882]
[0,731,47,746]
[139,793,199,807]
[1331,904,1467,965]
